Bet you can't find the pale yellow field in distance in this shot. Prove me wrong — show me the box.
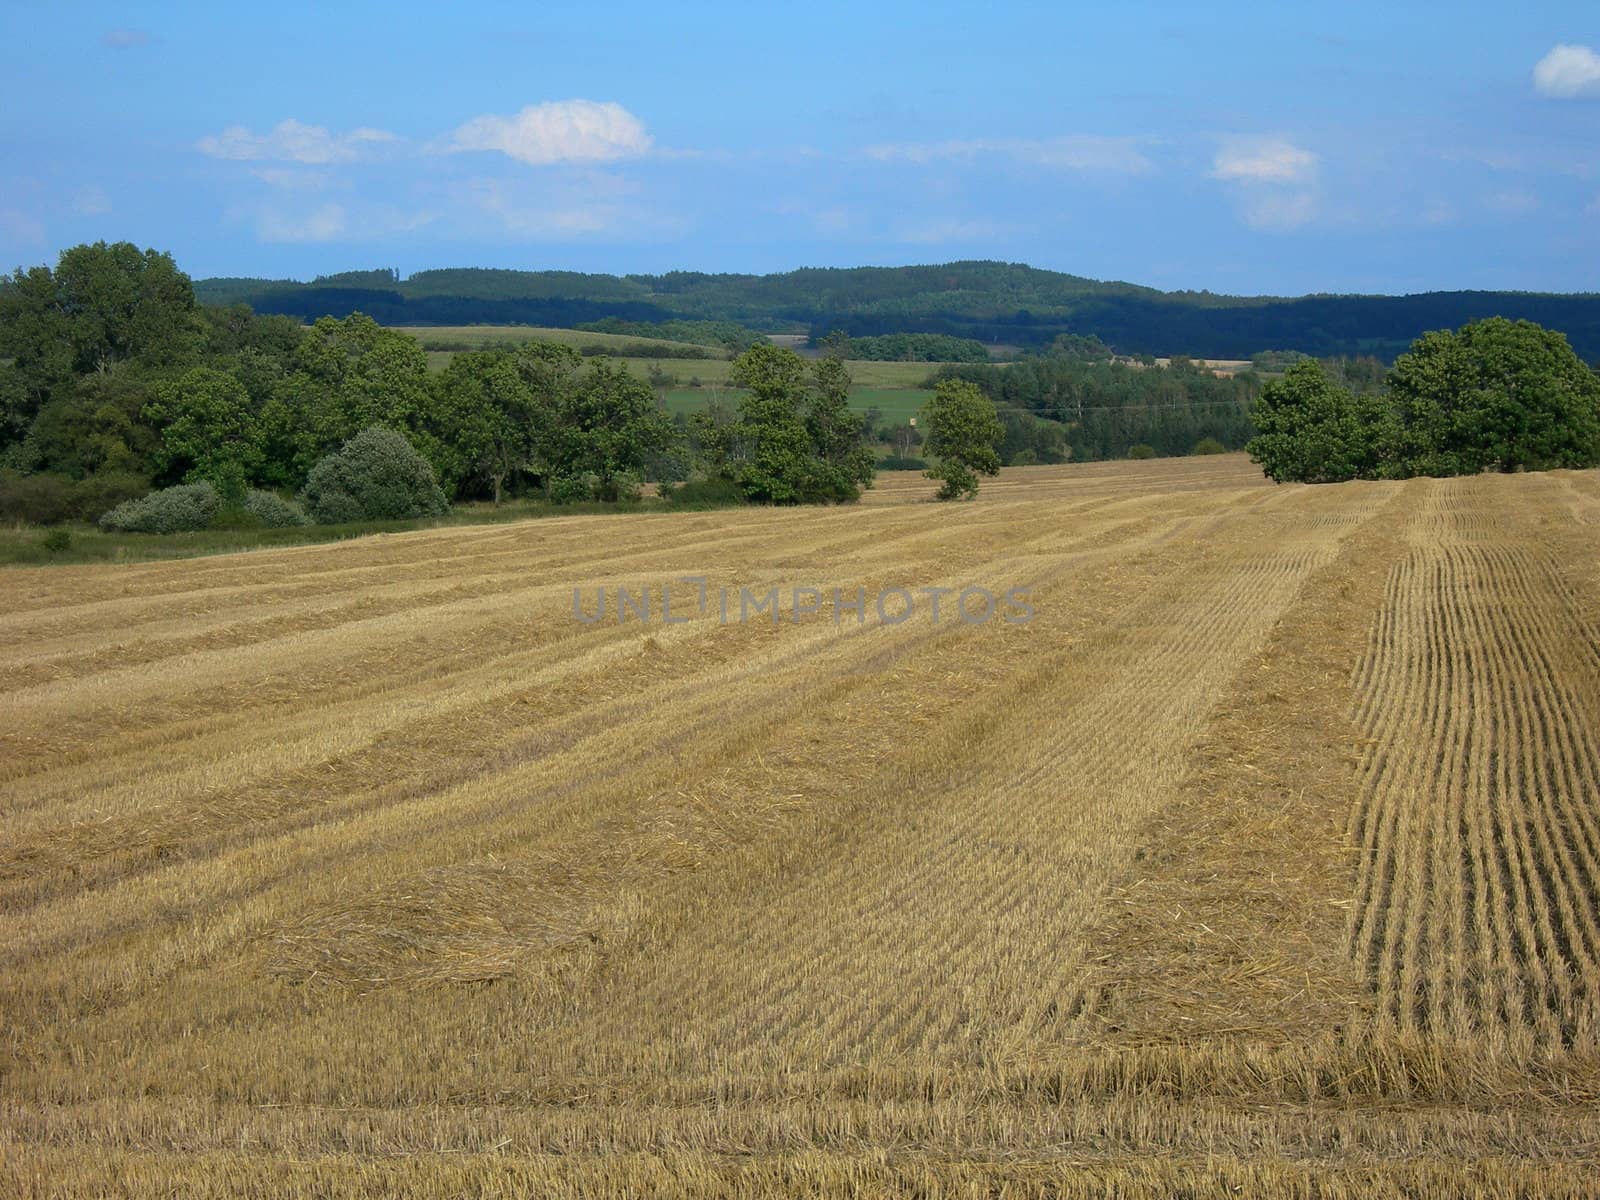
[4,455,1600,1197]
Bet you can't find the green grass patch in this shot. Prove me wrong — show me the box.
[0,498,664,568]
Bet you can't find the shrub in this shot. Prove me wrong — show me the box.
[1,472,155,526]
[1192,437,1227,455]
[41,528,72,553]
[241,489,309,528]
[875,455,928,471]
[607,471,643,503]
[547,473,601,505]
[99,482,222,533]
[71,472,152,521]
[1010,449,1039,466]
[0,472,74,525]
[661,477,745,509]
[1127,444,1158,460]
[300,426,449,524]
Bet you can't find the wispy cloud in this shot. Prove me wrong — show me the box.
[1238,191,1318,231]
[1483,189,1539,216]
[864,135,1152,173]
[1533,44,1600,99]
[894,217,1023,244]
[198,120,397,164]
[249,167,334,191]
[254,204,348,243]
[446,170,685,241]
[449,100,652,166]
[102,28,149,49]
[1211,136,1317,184]
[0,208,46,247]
[71,186,112,215]
[1211,136,1319,231]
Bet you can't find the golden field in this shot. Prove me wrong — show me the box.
[3,455,1600,1197]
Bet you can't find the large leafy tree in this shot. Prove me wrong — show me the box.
[721,343,875,504]
[1387,317,1600,474]
[1246,360,1393,483]
[547,359,677,501]
[432,350,549,503]
[0,242,199,400]
[144,366,262,496]
[729,345,816,503]
[264,313,437,480]
[923,378,1003,499]
[18,370,161,480]
[806,356,876,499]
[0,243,201,444]
[52,242,202,373]
[0,267,75,418]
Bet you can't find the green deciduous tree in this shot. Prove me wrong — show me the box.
[547,359,677,502]
[923,378,1003,499]
[266,313,438,482]
[52,242,202,373]
[718,344,876,504]
[1387,318,1600,475]
[805,356,876,500]
[1249,320,1600,483]
[432,351,546,504]
[144,366,261,497]
[20,370,160,480]
[1246,360,1394,483]
[0,243,201,388]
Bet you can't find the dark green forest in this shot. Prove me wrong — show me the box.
[195,261,1600,363]
[6,243,1598,540]
[1247,318,1600,483]
[928,357,1260,463]
[0,244,890,530]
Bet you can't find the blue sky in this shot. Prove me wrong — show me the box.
[2,0,1597,295]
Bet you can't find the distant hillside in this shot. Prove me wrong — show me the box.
[194,262,1600,362]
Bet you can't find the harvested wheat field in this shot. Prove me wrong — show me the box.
[4,455,1600,1198]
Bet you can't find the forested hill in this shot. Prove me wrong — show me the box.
[195,262,1600,363]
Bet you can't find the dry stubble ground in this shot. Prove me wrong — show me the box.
[3,456,1599,1197]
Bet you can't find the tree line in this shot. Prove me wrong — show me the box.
[1247,318,1600,482]
[0,245,846,526]
[196,260,1600,361]
[928,355,1262,463]
[4,243,1018,530]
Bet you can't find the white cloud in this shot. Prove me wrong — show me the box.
[451,173,646,239]
[449,100,652,165]
[864,135,1152,174]
[1421,200,1456,227]
[895,218,1021,244]
[1212,136,1317,184]
[1483,189,1539,216]
[250,167,333,191]
[72,185,111,215]
[255,204,347,243]
[198,119,397,164]
[0,208,46,247]
[102,28,149,49]
[1239,191,1317,231]
[1533,44,1600,99]
[809,208,853,236]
